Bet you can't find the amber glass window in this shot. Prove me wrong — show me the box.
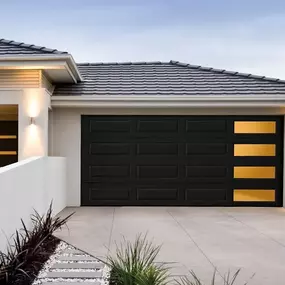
[234,144,276,156]
[0,151,17,155]
[234,121,276,134]
[0,135,17,139]
[234,166,275,179]
[234,189,275,202]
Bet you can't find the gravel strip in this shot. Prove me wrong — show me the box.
[38,277,102,283]
[41,283,101,285]
[50,269,101,272]
[33,240,110,285]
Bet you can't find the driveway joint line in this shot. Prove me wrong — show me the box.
[220,209,285,249]
[167,209,222,278]
[107,207,116,254]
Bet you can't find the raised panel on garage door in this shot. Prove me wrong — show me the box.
[81,116,283,206]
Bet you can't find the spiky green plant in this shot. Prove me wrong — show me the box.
[0,202,73,285]
[105,233,170,285]
[176,269,253,285]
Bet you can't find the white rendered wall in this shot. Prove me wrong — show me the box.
[0,156,66,252]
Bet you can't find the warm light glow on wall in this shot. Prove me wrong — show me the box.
[28,124,40,142]
[22,124,44,158]
[24,89,42,119]
[28,98,40,118]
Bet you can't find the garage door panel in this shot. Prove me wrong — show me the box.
[90,165,130,178]
[88,185,131,201]
[186,143,228,155]
[186,120,227,132]
[89,120,131,132]
[134,155,181,164]
[136,187,178,201]
[137,119,179,132]
[184,156,229,166]
[186,166,227,178]
[186,189,227,202]
[137,165,179,179]
[90,143,131,155]
[137,143,178,155]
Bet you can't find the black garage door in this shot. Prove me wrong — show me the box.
[81,116,283,206]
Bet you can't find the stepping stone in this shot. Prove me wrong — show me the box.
[52,262,104,269]
[41,281,101,285]
[46,271,103,278]
[58,255,97,261]
[62,248,86,255]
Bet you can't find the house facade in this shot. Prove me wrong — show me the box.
[1,38,285,208]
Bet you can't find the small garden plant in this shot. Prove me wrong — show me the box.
[0,203,73,285]
[105,233,252,285]
[105,233,170,285]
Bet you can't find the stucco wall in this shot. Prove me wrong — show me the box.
[49,107,285,206]
[0,156,66,252]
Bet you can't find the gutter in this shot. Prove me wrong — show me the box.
[51,95,285,108]
[0,54,83,82]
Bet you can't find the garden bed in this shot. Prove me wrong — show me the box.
[3,235,60,285]
[0,204,73,285]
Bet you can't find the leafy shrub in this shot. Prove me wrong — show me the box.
[0,203,73,285]
[105,233,170,285]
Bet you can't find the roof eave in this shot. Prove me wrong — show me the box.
[51,95,285,108]
[0,54,83,83]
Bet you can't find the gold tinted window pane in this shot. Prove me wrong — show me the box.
[234,121,276,134]
[234,166,275,179]
[0,151,17,155]
[234,189,275,202]
[0,135,17,139]
[234,144,276,156]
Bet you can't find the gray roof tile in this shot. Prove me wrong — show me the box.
[0,38,67,55]
[54,61,285,96]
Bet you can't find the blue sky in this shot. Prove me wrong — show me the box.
[1,0,285,78]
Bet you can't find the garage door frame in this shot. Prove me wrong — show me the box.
[81,115,283,207]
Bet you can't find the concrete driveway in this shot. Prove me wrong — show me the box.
[56,207,285,284]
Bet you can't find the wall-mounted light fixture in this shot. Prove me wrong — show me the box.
[30,117,36,125]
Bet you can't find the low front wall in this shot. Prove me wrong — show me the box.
[49,107,285,207]
[0,156,66,252]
